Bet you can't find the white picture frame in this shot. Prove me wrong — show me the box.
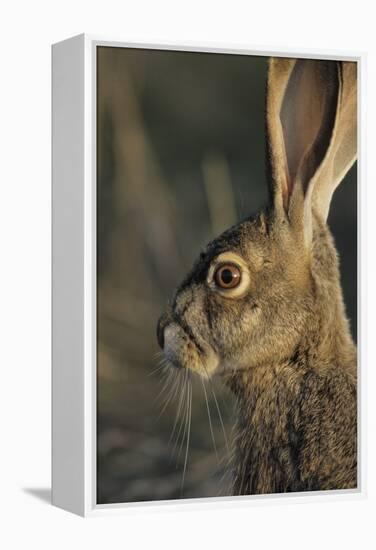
[52,34,366,517]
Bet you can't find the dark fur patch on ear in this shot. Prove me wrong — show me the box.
[281,60,340,197]
[301,62,340,194]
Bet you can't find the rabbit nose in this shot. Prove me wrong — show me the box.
[156,315,165,349]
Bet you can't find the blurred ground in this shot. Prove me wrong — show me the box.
[96,48,357,504]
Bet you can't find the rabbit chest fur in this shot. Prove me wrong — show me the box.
[230,360,356,494]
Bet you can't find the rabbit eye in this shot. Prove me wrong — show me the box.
[214,264,241,289]
[208,253,251,298]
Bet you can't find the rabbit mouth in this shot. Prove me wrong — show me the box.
[162,322,219,378]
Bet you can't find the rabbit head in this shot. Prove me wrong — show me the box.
[157,57,357,379]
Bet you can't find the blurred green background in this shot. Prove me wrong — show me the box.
[96,47,357,504]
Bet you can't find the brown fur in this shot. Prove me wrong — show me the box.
[157,57,357,495]
[226,217,357,494]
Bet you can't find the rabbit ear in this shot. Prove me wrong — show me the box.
[266,57,356,244]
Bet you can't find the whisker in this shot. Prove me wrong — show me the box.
[148,362,168,377]
[154,366,174,403]
[201,376,219,463]
[180,377,192,496]
[171,368,189,458]
[168,371,186,446]
[157,370,181,419]
[202,364,230,455]
[209,383,230,453]
[218,441,235,492]
[176,371,190,462]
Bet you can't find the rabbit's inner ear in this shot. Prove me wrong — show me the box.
[280,60,339,203]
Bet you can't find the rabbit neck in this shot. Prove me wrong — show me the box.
[227,361,310,494]
[308,215,356,370]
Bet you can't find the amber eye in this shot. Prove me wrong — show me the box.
[214,263,242,289]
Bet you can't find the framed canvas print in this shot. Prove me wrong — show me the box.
[52,35,365,516]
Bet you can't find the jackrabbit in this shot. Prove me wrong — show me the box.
[157,57,357,494]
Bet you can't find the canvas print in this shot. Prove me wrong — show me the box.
[97,47,357,504]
